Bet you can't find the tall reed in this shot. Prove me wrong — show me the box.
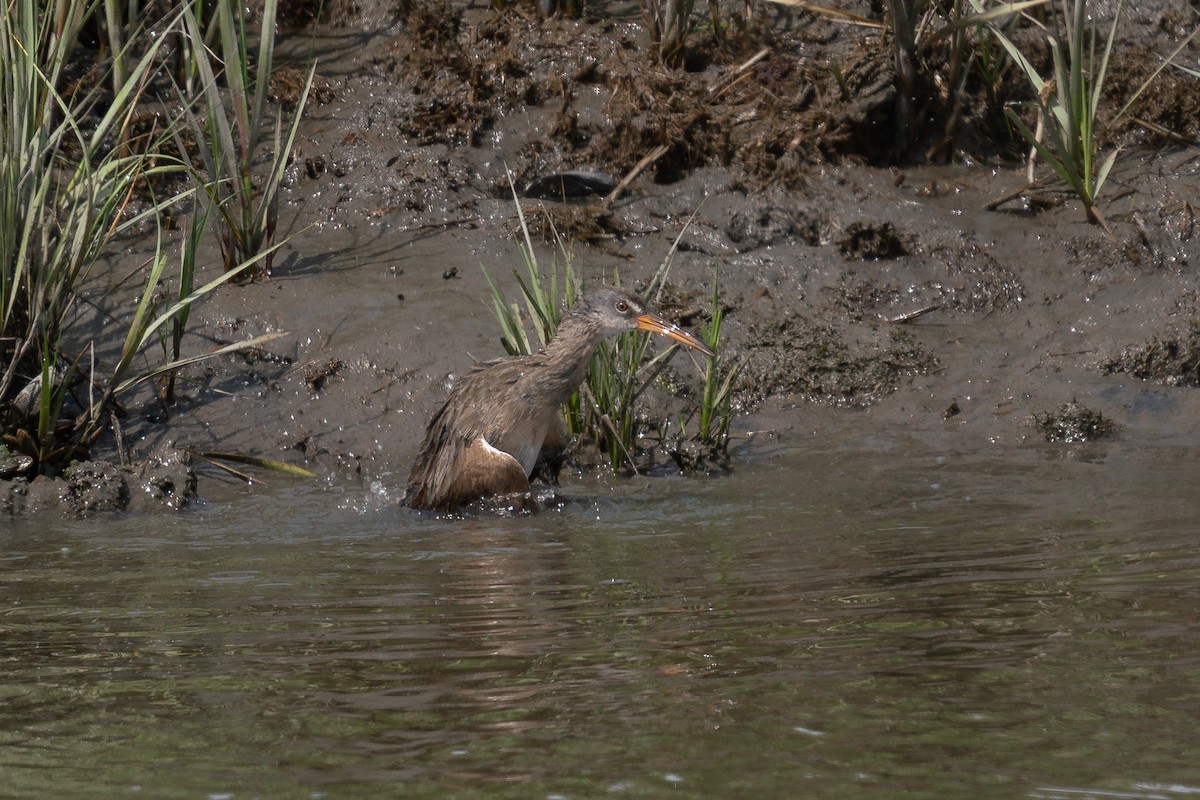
[179,0,315,278]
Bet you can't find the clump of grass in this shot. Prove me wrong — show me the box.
[634,0,759,66]
[584,272,682,471]
[84,210,289,454]
[485,189,736,476]
[974,0,1122,227]
[695,274,738,449]
[179,0,315,279]
[663,272,738,471]
[759,1,1042,160]
[644,0,698,66]
[483,191,580,358]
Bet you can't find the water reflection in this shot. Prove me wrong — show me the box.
[2,442,1200,798]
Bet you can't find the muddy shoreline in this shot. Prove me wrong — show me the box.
[6,0,1200,516]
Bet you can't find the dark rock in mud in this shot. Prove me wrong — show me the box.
[1032,402,1121,443]
[523,171,617,200]
[1,446,197,518]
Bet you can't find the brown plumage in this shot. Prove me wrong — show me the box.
[404,286,714,511]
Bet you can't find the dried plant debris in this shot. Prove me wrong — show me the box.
[1032,401,1120,443]
[1104,322,1200,386]
[305,357,346,394]
[271,66,336,111]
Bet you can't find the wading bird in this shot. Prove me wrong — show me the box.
[405,286,714,511]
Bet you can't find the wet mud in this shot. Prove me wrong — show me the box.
[6,0,1200,515]
[3,445,196,517]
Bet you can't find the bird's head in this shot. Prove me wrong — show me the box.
[576,287,715,357]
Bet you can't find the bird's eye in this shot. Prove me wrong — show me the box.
[615,300,629,313]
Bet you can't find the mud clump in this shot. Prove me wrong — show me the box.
[138,446,198,511]
[271,65,337,111]
[305,357,347,394]
[834,241,1024,321]
[380,4,532,147]
[366,0,1196,201]
[736,312,934,409]
[1099,42,1200,150]
[839,221,907,260]
[368,2,932,191]
[2,445,197,517]
[725,204,824,251]
[1032,401,1120,443]
[1104,321,1200,386]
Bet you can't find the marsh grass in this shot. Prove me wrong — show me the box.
[85,212,289,450]
[1,0,295,476]
[483,193,580,357]
[876,1,1048,159]
[582,267,681,472]
[0,0,184,471]
[649,0,698,66]
[760,1,1044,159]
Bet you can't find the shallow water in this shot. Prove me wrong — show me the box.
[3,438,1200,800]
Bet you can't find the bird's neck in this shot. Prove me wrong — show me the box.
[541,318,603,404]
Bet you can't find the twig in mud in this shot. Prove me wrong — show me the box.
[365,369,418,409]
[397,216,478,234]
[1107,187,1136,205]
[708,47,770,101]
[1172,151,1200,171]
[187,450,264,485]
[882,304,939,324]
[710,70,757,103]
[985,178,1045,211]
[1129,211,1163,269]
[993,399,1017,416]
[759,0,881,29]
[602,144,670,209]
[186,449,318,483]
[1172,201,1197,239]
[1132,117,1197,148]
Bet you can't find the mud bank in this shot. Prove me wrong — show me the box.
[9,0,1200,516]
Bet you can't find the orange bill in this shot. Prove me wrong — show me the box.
[633,314,715,357]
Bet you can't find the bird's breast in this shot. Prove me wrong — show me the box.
[492,414,552,477]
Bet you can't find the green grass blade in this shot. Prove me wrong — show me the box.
[113,331,290,396]
[191,449,318,480]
